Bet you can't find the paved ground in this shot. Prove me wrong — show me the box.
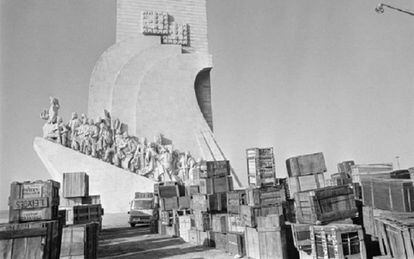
[99,213,236,259]
[98,226,237,259]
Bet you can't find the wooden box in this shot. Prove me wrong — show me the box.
[227,214,245,234]
[286,152,326,177]
[191,194,209,211]
[63,204,103,226]
[291,223,311,250]
[61,222,98,259]
[194,210,211,231]
[240,205,260,228]
[246,147,274,159]
[178,215,191,242]
[160,210,172,225]
[294,186,357,224]
[227,190,247,214]
[209,192,227,212]
[337,160,355,177]
[158,183,180,198]
[375,213,414,259]
[351,163,393,184]
[361,177,414,212]
[63,172,89,198]
[245,226,288,259]
[158,220,167,235]
[246,185,286,206]
[362,206,388,237]
[211,214,227,233]
[8,180,60,223]
[257,214,284,232]
[214,176,233,193]
[186,185,199,196]
[0,220,62,259]
[160,197,179,211]
[201,160,230,178]
[178,196,191,210]
[211,232,227,251]
[310,224,366,259]
[60,196,92,207]
[288,172,325,197]
[199,178,214,194]
[227,232,245,256]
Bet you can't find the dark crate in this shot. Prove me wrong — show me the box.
[158,184,180,198]
[361,177,414,212]
[178,196,191,210]
[246,185,286,206]
[160,197,179,211]
[199,178,214,194]
[286,152,327,177]
[209,193,227,212]
[294,185,357,224]
[213,176,233,193]
[8,180,60,223]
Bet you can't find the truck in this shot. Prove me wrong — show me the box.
[128,192,154,227]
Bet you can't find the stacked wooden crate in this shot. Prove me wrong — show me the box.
[2,180,63,258]
[156,181,187,237]
[60,172,103,227]
[247,147,276,187]
[59,172,102,259]
[190,160,233,248]
[286,152,327,198]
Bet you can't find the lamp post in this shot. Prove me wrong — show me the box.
[375,3,414,16]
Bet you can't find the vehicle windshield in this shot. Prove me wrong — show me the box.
[133,199,153,210]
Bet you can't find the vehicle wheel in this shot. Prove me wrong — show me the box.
[130,223,136,227]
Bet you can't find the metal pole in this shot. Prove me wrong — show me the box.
[376,3,414,16]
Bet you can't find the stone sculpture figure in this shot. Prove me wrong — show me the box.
[68,112,81,151]
[78,114,90,154]
[40,97,60,124]
[87,118,99,157]
[57,116,68,147]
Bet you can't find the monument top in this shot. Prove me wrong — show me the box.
[116,0,209,54]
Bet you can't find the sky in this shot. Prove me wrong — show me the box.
[1,0,414,209]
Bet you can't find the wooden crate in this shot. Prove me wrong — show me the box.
[158,183,181,198]
[214,176,233,193]
[362,206,390,237]
[0,220,62,259]
[186,185,199,196]
[288,172,326,197]
[60,196,92,207]
[291,223,311,250]
[63,204,103,226]
[209,192,227,212]
[246,147,274,159]
[194,210,211,231]
[158,220,167,235]
[257,214,284,232]
[227,190,247,214]
[61,222,98,259]
[227,232,245,256]
[351,164,393,184]
[188,229,211,246]
[375,213,414,259]
[211,232,227,251]
[286,152,326,177]
[211,214,227,233]
[246,185,286,206]
[160,197,179,211]
[201,160,230,178]
[178,215,191,242]
[310,224,366,259]
[294,186,357,224]
[337,161,355,177]
[227,214,245,234]
[8,180,60,223]
[165,224,179,237]
[178,196,190,210]
[199,178,214,194]
[191,194,209,211]
[160,210,172,225]
[361,177,414,212]
[135,192,154,199]
[245,226,288,259]
[63,172,89,198]
[240,205,260,228]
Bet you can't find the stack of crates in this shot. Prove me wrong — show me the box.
[156,181,187,236]
[2,180,63,258]
[59,172,102,259]
[247,147,276,187]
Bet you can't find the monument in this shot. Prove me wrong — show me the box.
[34,0,239,213]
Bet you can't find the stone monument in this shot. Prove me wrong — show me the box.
[34,0,240,214]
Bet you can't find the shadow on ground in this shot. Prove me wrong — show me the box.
[97,226,225,259]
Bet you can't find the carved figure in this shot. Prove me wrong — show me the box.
[40,97,60,124]
[57,116,68,146]
[68,112,81,151]
[87,118,99,157]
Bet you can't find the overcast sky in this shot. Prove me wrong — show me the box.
[1,0,414,209]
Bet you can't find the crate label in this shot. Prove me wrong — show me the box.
[22,184,43,198]
[20,209,44,221]
[12,197,49,209]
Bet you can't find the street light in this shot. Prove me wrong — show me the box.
[375,3,414,16]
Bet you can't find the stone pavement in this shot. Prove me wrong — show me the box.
[98,226,236,259]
